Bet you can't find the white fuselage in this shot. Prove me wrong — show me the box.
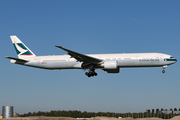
[7,35,177,76]
[11,53,177,70]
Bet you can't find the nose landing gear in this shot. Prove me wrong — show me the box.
[162,65,167,73]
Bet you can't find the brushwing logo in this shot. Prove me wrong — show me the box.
[13,42,33,56]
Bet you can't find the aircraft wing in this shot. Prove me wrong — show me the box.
[5,57,29,62]
[55,46,102,64]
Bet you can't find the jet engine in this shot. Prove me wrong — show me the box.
[103,60,119,73]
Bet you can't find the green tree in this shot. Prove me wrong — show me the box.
[156,108,159,117]
[152,109,154,117]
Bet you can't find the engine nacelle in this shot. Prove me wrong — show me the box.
[104,60,119,73]
[104,60,118,69]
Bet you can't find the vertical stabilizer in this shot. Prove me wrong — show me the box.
[10,35,36,58]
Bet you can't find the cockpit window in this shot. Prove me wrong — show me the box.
[170,56,174,58]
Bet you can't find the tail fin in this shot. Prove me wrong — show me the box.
[10,35,36,58]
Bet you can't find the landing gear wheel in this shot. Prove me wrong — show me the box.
[162,70,165,73]
[88,74,91,77]
[85,69,98,77]
[94,73,97,76]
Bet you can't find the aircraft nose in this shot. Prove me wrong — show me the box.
[172,58,177,63]
[174,58,177,62]
[165,58,177,64]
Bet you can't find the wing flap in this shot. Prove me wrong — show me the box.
[55,46,102,64]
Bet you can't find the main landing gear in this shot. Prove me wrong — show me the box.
[85,69,97,77]
[162,65,167,73]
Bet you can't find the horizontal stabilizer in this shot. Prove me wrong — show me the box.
[5,57,29,62]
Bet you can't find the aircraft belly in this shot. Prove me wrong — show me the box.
[24,61,81,69]
[24,61,66,69]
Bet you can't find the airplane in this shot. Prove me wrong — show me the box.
[6,35,177,77]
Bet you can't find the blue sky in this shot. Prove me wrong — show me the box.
[1,0,180,114]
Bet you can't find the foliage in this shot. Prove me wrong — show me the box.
[20,108,180,119]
